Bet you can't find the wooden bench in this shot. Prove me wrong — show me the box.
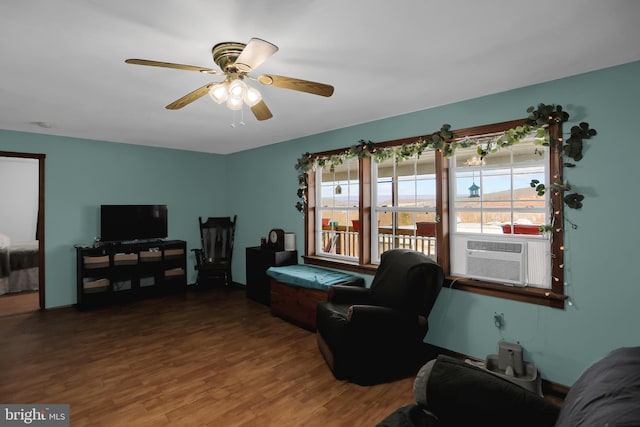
[266,264,364,331]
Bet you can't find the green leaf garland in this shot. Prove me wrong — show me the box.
[295,103,596,213]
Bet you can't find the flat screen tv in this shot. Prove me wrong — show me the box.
[100,204,168,242]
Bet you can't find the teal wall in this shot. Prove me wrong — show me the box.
[2,60,638,387]
[227,60,640,387]
[0,132,225,307]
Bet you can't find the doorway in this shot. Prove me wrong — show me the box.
[0,151,45,311]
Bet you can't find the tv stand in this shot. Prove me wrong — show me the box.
[119,238,165,244]
[97,238,165,246]
[75,239,187,310]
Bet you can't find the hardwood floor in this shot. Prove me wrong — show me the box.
[0,290,39,316]
[0,287,417,426]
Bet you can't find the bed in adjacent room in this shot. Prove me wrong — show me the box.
[0,233,39,295]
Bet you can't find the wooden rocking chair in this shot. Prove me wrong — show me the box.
[192,215,237,287]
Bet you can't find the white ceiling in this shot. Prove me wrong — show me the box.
[1,1,639,154]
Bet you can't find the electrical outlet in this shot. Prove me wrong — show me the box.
[494,312,505,329]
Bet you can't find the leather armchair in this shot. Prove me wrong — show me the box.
[316,249,444,385]
[376,355,560,427]
[378,348,640,426]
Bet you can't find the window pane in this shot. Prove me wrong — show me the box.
[397,176,417,204]
[455,171,482,203]
[376,179,393,207]
[452,140,547,236]
[376,210,392,228]
[455,211,481,232]
[482,169,511,200]
[375,211,437,258]
[373,151,437,262]
[513,168,545,204]
[318,209,359,257]
[396,176,437,208]
[376,158,394,207]
[396,155,436,208]
[455,148,485,168]
[377,158,394,178]
[320,182,337,207]
[482,149,512,166]
[345,181,359,206]
[512,143,546,163]
[316,158,359,259]
[376,153,436,208]
[416,178,436,209]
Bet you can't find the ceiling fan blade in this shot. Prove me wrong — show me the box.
[125,59,222,75]
[165,83,215,110]
[257,74,334,97]
[251,99,273,121]
[234,38,279,72]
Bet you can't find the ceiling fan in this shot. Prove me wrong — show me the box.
[125,37,334,121]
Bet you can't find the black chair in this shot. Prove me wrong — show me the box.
[376,355,560,427]
[316,249,444,385]
[192,215,236,287]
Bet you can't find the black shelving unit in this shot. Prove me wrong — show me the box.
[245,246,297,306]
[75,240,187,310]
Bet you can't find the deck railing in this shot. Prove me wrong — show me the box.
[321,225,436,258]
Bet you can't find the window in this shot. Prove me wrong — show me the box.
[449,139,551,289]
[372,151,438,262]
[451,140,547,235]
[303,118,565,307]
[316,158,359,260]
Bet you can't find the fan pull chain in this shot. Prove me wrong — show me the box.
[230,108,247,128]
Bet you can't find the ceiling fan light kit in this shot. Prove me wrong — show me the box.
[209,82,229,104]
[226,93,244,111]
[125,37,334,121]
[209,78,263,110]
[244,85,263,106]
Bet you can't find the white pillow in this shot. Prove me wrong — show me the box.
[0,233,10,248]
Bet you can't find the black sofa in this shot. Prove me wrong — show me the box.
[377,347,640,427]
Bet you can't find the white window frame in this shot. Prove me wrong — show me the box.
[314,159,359,262]
[371,151,438,263]
[449,140,552,288]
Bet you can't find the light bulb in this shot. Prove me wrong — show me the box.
[244,85,262,107]
[228,79,247,99]
[209,82,228,104]
[226,95,243,111]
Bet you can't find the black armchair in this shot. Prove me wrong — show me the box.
[376,355,560,427]
[378,348,640,427]
[316,249,444,385]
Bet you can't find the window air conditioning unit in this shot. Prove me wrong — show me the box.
[465,240,526,286]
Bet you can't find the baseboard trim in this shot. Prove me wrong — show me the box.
[187,281,245,290]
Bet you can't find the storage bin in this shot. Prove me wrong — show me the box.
[113,280,132,291]
[139,276,156,287]
[164,248,184,258]
[83,255,109,269]
[113,253,138,265]
[83,278,110,293]
[139,250,162,262]
[164,268,184,278]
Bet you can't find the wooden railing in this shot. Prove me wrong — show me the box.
[321,226,359,257]
[321,225,436,258]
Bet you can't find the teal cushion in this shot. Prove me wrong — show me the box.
[266,265,362,291]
